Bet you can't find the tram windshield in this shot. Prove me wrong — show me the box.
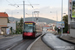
[24,23,35,32]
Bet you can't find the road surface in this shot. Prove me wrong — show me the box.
[0,35,35,50]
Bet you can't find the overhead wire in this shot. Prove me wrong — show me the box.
[27,0,34,8]
[6,0,19,7]
[13,0,19,7]
[6,0,13,4]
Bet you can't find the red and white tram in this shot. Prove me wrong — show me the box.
[22,21,42,39]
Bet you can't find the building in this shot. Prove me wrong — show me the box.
[68,0,75,37]
[8,23,16,33]
[36,22,46,27]
[0,12,9,35]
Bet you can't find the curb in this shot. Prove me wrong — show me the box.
[58,37,75,45]
[41,34,54,50]
[26,34,45,50]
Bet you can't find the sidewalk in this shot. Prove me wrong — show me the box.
[0,34,21,39]
[30,37,52,50]
[50,30,75,44]
[0,35,4,39]
[58,34,75,44]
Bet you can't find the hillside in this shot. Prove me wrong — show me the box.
[9,17,56,24]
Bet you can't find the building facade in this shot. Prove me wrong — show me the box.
[0,12,8,35]
[8,23,16,33]
[68,0,75,37]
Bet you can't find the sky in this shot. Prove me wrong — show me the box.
[0,0,68,21]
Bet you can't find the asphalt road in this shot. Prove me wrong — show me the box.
[0,35,35,50]
[42,33,75,50]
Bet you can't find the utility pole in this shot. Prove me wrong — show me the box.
[34,11,39,22]
[23,0,25,22]
[9,1,39,22]
[61,0,63,36]
[61,0,63,21]
[56,11,58,21]
[31,6,34,21]
[56,11,58,34]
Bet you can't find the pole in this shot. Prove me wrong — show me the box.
[38,12,39,22]
[23,0,25,22]
[32,6,34,22]
[23,0,25,31]
[61,0,63,21]
[61,0,63,36]
[56,11,58,21]
[56,11,58,33]
[32,12,33,21]
[32,7,34,22]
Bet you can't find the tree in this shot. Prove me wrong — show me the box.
[20,17,23,28]
[63,15,68,33]
[16,17,23,34]
[19,17,23,33]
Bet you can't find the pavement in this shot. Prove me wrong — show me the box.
[30,36,52,50]
[0,35,4,39]
[58,34,75,44]
[48,30,75,44]
[42,33,75,50]
[0,34,35,50]
[0,34,21,39]
[29,31,75,50]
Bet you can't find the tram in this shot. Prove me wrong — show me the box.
[22,21,42,39]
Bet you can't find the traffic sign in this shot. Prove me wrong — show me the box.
[56,21,65,28]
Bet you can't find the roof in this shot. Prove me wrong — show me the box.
[0,25,7,27]
[43,25,50,27]
[25,21,35,23]
[0,12,8,17]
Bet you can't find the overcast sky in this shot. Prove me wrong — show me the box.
[0,0,68,21]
